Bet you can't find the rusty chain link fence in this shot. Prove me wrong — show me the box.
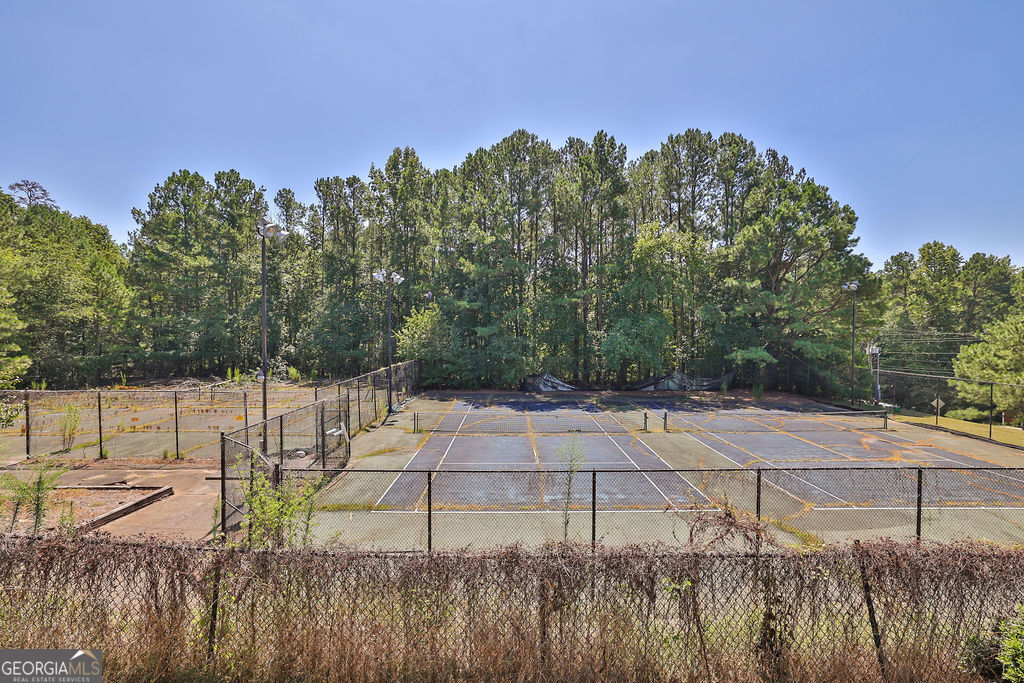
[0,535,1022,680]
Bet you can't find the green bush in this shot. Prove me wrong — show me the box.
[946,407,989,423]
[1000,606,1024,682]
[752,384,764,399]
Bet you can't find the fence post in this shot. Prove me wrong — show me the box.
[279,415,285,468]
[989,383,995,440]
[242,391,249,445]
[935,391,939,426]
[856,541,889,680]
[427,471,433,552]
[916,468,923,539]
[372,382,377,419]
[273,462,281,490]
[174,391,180,459]
[756,469,762,521]
[356,379,362,429]
[24,392,30,458]
[97,391,103,458]
[345,388,351,437]
[319,404,326,468]
[591,471,597,548]
[219,432,227,536]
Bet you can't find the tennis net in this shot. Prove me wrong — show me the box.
[412,412,633,434]
[409,409,887,435]
[666,409,888,433]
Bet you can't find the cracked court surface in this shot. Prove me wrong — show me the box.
[315,391,1024,513]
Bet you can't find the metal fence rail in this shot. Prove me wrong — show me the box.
[226,464,1024,551]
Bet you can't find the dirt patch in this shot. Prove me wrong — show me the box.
[0,487,154,534]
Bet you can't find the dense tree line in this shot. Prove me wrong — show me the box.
[1,131,1021,417]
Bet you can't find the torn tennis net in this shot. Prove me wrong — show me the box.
[666,409,888,433]
[408,409,887,434]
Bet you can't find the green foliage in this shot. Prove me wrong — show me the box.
[1,458,68,534]
[234,462,318,550]
[953,314,1024,422]
[1000,606,1024,682]
[945,407,988,423]
[59,403,80,452]
[555,435,585,540]
[3,131,1022,393]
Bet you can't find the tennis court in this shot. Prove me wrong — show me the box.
[347,394,1020,510]
[294,392,1024,548]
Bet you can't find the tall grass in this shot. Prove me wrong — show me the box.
[0,535,1020,681]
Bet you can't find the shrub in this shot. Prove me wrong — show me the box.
[1000,606,1024,682]
[946,407,989,423]
[59,403,81,452]
[752,384,764,399]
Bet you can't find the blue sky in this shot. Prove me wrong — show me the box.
[2,1,1021,269]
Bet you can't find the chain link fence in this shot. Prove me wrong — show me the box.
[221,362,419,533]
[0,362,418,462]
[1,535,1022,680]
[237,465,1024,551]
[0,385,315,460]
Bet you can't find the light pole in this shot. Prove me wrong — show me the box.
[842,281,859,404]
[257,217,289,453]
[373,268,404,415]
[867,344,881,403]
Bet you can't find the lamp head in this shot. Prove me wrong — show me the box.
[373,268,386,282]
[392,272,405,285]
[258,217,285,239]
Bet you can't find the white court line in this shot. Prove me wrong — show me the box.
[647,402,835,505]
[374,405,471,507]
[576,401,710,507]
[869,428,1024,490]
[595,403,714,504]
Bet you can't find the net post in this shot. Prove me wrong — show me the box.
[24,392,30,458]
[643,412,648,432]
[426,471,433,553]
[591,470,597,548]
[916,468,923,539]
[756,469,762,521]
[315,385,319,402]
[663,410,668,432]
[174,390,180,459]
[883,409,887,431]
[97,391,103,458]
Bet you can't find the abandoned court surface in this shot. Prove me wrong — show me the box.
[265,390,1024,549]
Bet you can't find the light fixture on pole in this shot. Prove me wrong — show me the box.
[373,269,404,415]
[841,281,859,404]
[257,217,289,455]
